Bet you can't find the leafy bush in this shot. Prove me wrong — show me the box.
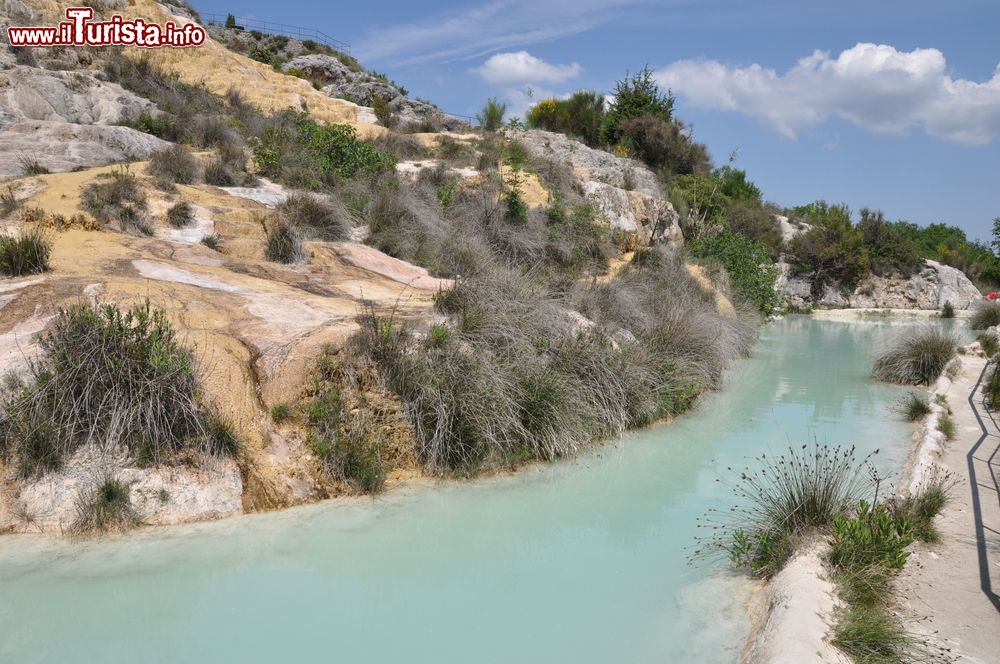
[896,221,1000,289]
[477,97,506,131]
[166,201,194,228]
[971,301,1000,330]
[264,219,303,263]
[890,480,949,543]
[0,228,51,276]
[278,192,351,241]
[872,328,956,385]
[600,66,675,146]
[305,365,389,494]
[857,208,922,277]
[689,229,779,314]
[127,110,179,141]
[0,301,230,477]
[79,167,149,234]
[1,186,20,218]
[617,114,711,176]
[830,500,914,571]
[787,202,869,295]
[201,234,222,251]
[19,156,50,176]
[985,364,1000,409]
[503,172,528,225]
[832,605,926,663]
[896,392,931,421]
[270,403,292,422]
[941,301,955,319]
[979,333,999,357]
[72,472,140,534]
[372,95,393,127]
[526,91,605,147]
[252,112,395,188]
[704,444,873,578]
[938,414,956,441]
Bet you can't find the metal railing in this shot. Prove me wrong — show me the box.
[200,12,351,54]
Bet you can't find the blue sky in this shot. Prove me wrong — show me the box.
[195,1,1000,242]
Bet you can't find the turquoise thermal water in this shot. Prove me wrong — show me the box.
[0,316,956,663]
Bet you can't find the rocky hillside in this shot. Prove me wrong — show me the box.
[0,0,748,534]
[776,258,982,311]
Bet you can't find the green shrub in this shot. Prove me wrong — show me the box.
[715,166,762,202]
[891,481,949,543]
[203,159,235,186]
[147,145,198,185]
[941,301,955,318]
[938,414,956,441]
[200,413,241,457]
[617,114,711,176]
[725,199,783,256]
[200,234,222,251]
[278,192,351,241]
[978,333,998,357]
[503,172,528,225]
[127,110,179,141]
[306,389,387,493]
[600,66,675,146]
[832,606,926,664]
[526,92,606,147]
[224,13,236,28]
[872,328,956,385]
[830,500,914,572]
[689,229,779,314]
[19,156,50,176]
[270,403,292,422]
[252,112,395,188]
[80,166,149,234]
[165,201,194,228]
[985,365,1000,409]
[706,444,873,578]
[857,208,923,277]
[896,392,930,421]
[787,202,869,295]
[0,228,52,276]
[477,98,506,131]
[971,301,1000,330]
[264,219,303,263]
[72,472,140,534]
[372,95,393,127]
[1,186,20,218]
[0,301,229,477]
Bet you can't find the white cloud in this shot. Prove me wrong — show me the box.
[355,0,651,67]
[654,43,1000,145]
[473,51,581,86]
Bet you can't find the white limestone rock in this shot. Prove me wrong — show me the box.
[515,129,683,248]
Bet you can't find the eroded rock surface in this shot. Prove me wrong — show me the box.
[516,129,683,247]
[282,54,469,131]
[776,259,981,310]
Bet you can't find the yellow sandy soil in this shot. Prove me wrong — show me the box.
[4,160,442,511]
[31,0,385,138]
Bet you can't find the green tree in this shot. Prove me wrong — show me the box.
[224,13,237,28]
[477,98,506,131]
[600,66,675,146]
[787,202,869,295]
[689,229,779,314]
